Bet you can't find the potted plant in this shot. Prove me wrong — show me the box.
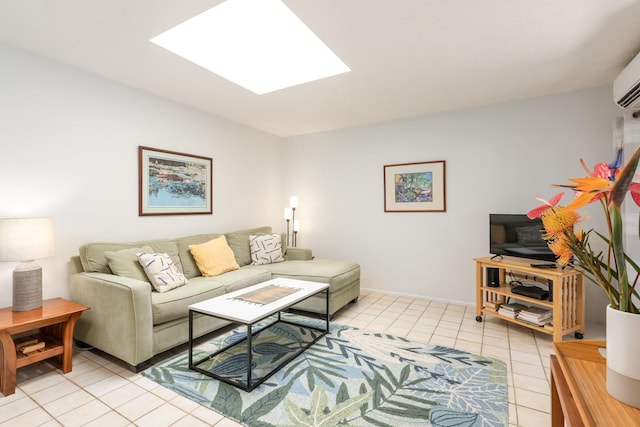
[527,144,640,408]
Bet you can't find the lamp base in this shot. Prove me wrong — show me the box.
[13,261,43,312]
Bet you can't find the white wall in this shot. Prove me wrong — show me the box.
[0,43,623,324]
[0,44,283,307]
[283,87,619,323]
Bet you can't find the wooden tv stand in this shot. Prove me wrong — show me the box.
[474,256,585,341]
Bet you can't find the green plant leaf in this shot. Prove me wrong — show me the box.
[283,387,372,427]
[241,378,296,423]
[359,382,369,416]
[398,364,410,384]
[378,398,434,417]
[611,204,631,311]
[429,406,479,427]
[212,383,242,420]
[336,382,350,405]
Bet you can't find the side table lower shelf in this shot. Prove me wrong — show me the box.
[16,336,64,369]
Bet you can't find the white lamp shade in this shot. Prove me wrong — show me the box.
[0,218,55,261]
[290,196,298,208]
[284,207,293,220]
[293,220,300,232]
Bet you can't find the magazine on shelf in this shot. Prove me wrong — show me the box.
[518,313,552,323]
[517,306,552,324]
[518,309,551,318]
[497,302,529,319]
[498,309,517,318]
[519,306,552,317]
[517,313,552,326]
[499,303,528,312]
[484,299,503,310]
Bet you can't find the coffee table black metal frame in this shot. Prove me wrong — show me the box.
[188,280,329,392]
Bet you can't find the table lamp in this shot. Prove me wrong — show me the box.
[0,218,55,311]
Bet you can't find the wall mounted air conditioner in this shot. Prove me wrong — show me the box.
[614,50,640,108]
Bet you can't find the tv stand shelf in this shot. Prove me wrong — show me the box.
[474,256,585,341]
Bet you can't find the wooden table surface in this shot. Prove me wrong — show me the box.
[552,340,640,426]
[0,298,88,332]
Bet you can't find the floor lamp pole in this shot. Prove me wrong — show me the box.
[291,208,296,247]
[285,219,291,247]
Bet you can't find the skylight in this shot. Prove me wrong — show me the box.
[150,0,350,95]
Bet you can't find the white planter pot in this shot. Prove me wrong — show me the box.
[606,304,640,408]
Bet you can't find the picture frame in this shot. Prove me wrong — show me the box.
[383,160,446,212]
[138,146,213,216]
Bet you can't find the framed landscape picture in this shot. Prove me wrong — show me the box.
[383,160,446,212]
[138,146,213,216]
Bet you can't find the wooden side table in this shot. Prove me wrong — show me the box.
[551,340,640,426]
[0,298,89,396]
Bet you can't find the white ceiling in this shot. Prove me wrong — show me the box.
[1,0,640,137]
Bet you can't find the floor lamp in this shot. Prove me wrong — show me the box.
[293,220,299,247]
[284,196,299,247]
[0,218,55,311]
[284,208,293,247]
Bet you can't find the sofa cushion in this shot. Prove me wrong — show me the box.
[225,226,273,267]
[138,252,188,293]
[150,268,271,324]
[248,259,360,294]
[80,239,182,274]
[151,278,226,325]
[219,267,272,294]
[104,246,153,282]
[250,234,284,265]
[176,234,220,279]
[189,236,240,277]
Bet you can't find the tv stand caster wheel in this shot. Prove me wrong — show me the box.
[575,332,584,339]
[475,315,483,322]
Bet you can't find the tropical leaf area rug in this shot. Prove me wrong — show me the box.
[142,314,508,427]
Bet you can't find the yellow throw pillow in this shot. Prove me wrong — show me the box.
[189,235,240,277]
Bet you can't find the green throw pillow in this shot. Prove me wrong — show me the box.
[104,246,153,282]
[225,226,272,266]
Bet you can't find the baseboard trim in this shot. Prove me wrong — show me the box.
[359,287,472,307]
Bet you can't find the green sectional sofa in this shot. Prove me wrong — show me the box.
[69,226,360,370]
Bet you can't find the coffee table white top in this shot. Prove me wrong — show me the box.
[188,277,329,324]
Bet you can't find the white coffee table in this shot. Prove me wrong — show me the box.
[188,277,329,391]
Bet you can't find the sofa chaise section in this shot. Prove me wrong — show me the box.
[249,258,360,315]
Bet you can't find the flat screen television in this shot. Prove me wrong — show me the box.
[489,214,557,262]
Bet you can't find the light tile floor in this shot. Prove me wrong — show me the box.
[1,290,605,426]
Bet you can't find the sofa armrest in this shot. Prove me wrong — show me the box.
[70,272,153,367]
[286,247,313,261]
[69,255,84,275]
